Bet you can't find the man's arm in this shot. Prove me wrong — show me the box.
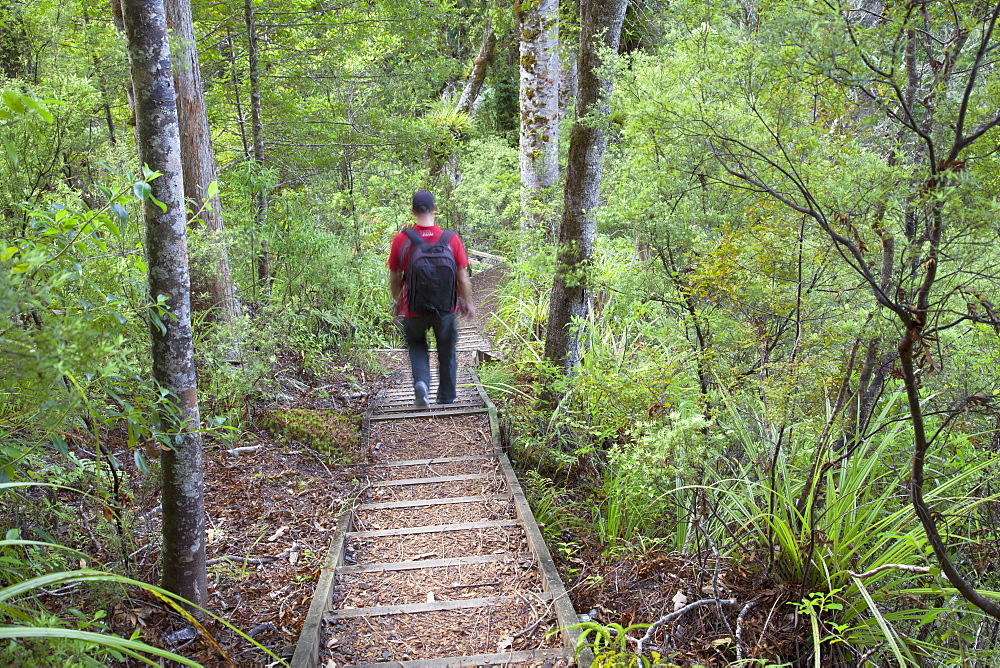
[389,270,403,302]
[389,270,404,319]
[456,267,475,318]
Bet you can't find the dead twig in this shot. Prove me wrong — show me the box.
[849,563,931,579]
[634,598,738,657]
[735,598,761,663]
[207,541,299,566]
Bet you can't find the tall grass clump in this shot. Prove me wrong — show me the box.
[702,392,1000,665]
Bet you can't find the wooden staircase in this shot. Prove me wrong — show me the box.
[291,328,586,667]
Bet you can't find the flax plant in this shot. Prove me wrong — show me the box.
[704,392,1000,664]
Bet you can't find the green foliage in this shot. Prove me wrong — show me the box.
[258,408,360,461]
[568,620,669,667]
[452,137,520,249]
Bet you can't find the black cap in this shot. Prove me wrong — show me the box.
[411,190,436,213]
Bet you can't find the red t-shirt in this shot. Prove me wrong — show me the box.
[388,224,469,317]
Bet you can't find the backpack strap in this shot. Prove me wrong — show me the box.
[439,230,455,246]
[400,227,425,276]
[402,227,424,245]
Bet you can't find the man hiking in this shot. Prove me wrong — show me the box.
[388,190,475,406]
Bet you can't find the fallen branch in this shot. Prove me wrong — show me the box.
[735,599,760,663]
[207,542,299,566]
[849,564,931,579]
[447,581,500,589]
[634,598,738,656]
[247,622,278,639]
[225,445,262,456]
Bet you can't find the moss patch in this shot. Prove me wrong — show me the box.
[258,408,361,462]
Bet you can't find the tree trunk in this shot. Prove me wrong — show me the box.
[165,0,240,327]
[543,0,628,381]
[456,19,497,117]
[120,0,207,609]
[516,0,560,235]
[244,0,270,294]
[558,46,577,121]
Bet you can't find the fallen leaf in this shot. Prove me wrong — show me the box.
[267,526,288,542]
[672,591,688,611]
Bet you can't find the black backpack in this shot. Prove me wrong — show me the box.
[403,227,457,315]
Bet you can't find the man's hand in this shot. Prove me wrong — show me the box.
[459,300,476,319]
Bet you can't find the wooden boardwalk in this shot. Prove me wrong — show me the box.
[291,326,587,667]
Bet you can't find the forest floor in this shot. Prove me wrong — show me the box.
[63,263,797,666]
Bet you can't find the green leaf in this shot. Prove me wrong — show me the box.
[3,90,24,114]
[149,195,168,213]
[206,180,219,198]
[110,203,128,224]
[0,628,199,666]
[133,181,151,201]
[133,451,150,474]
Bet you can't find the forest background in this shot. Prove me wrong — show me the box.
[2,0,1000,665]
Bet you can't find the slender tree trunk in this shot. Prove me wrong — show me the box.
[165,0,240,327]
[456,19,497,116]
[120,0,207,609]
[543,0,628,383]
[244,0,270,292]
[516,0,560,235]
[110,0,140,144]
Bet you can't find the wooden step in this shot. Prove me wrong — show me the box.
[369,406,490,420]
[347,648,575,668]
[357,493,511,511]
[370,473,496,487]
[325,592,552,620]
[336,552,531,575]
[348,519,519,539]
[372,455,496,468]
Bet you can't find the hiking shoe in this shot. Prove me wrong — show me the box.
[414,381,430,408]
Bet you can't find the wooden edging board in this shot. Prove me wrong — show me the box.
[469,368,592,668]
[289,510,352,668]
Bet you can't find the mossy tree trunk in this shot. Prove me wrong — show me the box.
[542,0,628,393]
[165,0,241,328]
[120,0,207,610]
[516,0,560,236]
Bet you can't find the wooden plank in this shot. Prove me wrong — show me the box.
[325,592,552,620]
[336,551,530,575]
[347,519,519,539]
[290,510,353,668]
[468,367,591,668]
[348,648,575,668]
[468,249,508,263]
[371,472,495,487]
[373,455,495,468]
[357,493,511,511]
[378,397,482,407]
[369,407,490,420]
